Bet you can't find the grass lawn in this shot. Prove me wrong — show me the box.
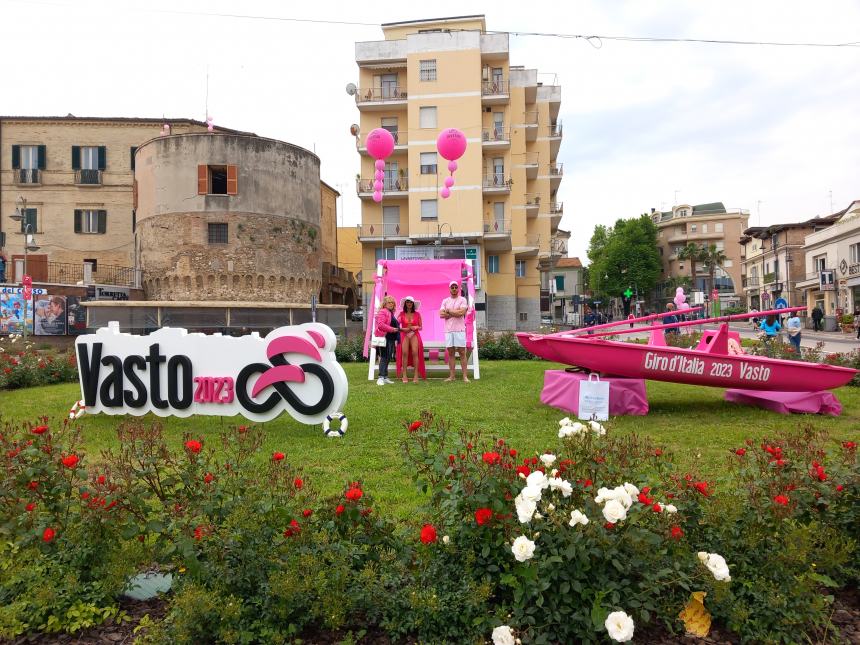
[2,360,858,515]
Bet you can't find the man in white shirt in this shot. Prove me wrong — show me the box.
[440,281,469,382]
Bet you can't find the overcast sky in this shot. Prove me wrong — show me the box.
[3,0,858,262]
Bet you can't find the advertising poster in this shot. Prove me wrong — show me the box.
[66,296,88,335]
[34,294,67,336]
[0,288,35,335]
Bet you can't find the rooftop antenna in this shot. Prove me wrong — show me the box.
[829,189,833,214]
[673,190,681,206]
[205,66,209,121]
[757,200,763,226]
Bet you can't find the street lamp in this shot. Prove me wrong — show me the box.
[10,196,40,338]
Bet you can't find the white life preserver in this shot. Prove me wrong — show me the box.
[69,400,87,420]
[322,412,348,438]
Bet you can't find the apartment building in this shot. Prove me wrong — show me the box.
[652,203,748,307]
[353,15,563,330]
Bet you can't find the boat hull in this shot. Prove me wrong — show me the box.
[516,333,857,391]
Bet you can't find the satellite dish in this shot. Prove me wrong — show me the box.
[345,83,357,96]
[349,124,360,137]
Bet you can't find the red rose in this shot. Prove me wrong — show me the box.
[604,522,615,530]
[272,452,285,462]
[670,526,683,540]
[294,477,303,489]
[185,440,202,454]
[61,454,79,468]
[238,425,247,433]
[204,473,214,484]
[42,527,55,542]
[335,504,345,516]
[836,484,844,492]
[345,487,363,502]
[97,475,106,485]
[735,448,747,456]
[584,479,593,488]
[843,441,857,450]
[638,492,653,505]
[654,449,663,456]
[693,481,710,496]
[420,524,437,544]
[448,454,456,464]
[193,525,205,540]
[302,509,313,518]
[81,491,90,500]
[25,502,35,512]
[652,503,662,513]
[774,495,789,506]
[775,459,786,467]
[31,425,48,435]
[516,465,531,478]
[408,421,422,432]
[360,508,373,516]
[497,438,505,447]
[509,449,517,457]
[482,451,501,465]
[27,481,38,490]
[474,508,493,526]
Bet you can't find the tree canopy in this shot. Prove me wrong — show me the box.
[585,215,662,298]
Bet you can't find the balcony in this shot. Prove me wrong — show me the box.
[480,33,509,60]
[537,85,561,120]
[515,234,541,257]
[548,163,563,190]
[517,151,539,180]
[482,174,512,194]
[742,277,760,290]
[481,128,510,149]
[14,169,41,185]
[357,130,407,155]
[549,202,563,229]
[355,86,408,111]
[75,169,102,186]
[355,39,407,65]
[483,218,512,252]
[47,261,141,288]
[524,193,540,218]
[356,222,407,242]
[356,175,409,199]
[523,111,539,141]
[548,121,563,157]
[481,79,509,105]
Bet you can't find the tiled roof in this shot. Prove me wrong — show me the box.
[555,258,582,268]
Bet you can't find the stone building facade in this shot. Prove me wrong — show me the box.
[135,132,322,302]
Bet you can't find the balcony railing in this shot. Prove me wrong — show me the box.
[75,169,102,185]
[524,193,541,207]
[47,261,141,288]
[482,79,508,95]
[482,128,509,142]
[355,86,407,103]
[742,277,760,289]
[484,219,511,235]
[549,202,563,214]
[549,122,563,137]
[357,130,406,150]
[549,163,563,176]
[15,169,41,184]
[356,176,409,193]
[358,223,404,237]
[482,174,512,189]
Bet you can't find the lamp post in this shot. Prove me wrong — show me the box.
[10,196,40,338]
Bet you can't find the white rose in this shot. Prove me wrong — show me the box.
[664,504,677,514]
[534,512,543,520]
[442,535,450,545]
[546,503,555,511]
[569,509,589,527]
[611,486,633,510]
[540,453,556,467]
[558,417,571,427]
[511,535,536,562]
[559,421,586,438]
[492,625,516,645]
[550,468,559,477]
[514,494,537,523]
[526,471,549,490]
[602,499,627,524]
[605,610,635,642]
[594,487,612,504]
[549,477,573,497]
[701,553,731,582]
[558,426,573,439]
[697,551,709,563]
[622,483,640,498]
[520,485,542,503]
[589,421,607,436]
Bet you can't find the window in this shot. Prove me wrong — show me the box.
[210,166,228,194]
[493,202,505,227]
[814,255,826,272]
[715,241,724,251]
[420,199,438,220]
[80,146,100,170]
[130,146,138,171]
[850,243,860,264]
[419,59,436,81]
[19,208,37,232]
[515,260,526,278]
[555,275,565,292]
[715,222,724,233]
[12,144,46,170]
[208,223,228,244]
[72,145,105,184]
[74,209,106,234]
[375,247,396,261]
[377,73,398,98]
[419,106,437,129]
[519,312,528,322]
[380,117,398,143]
[488,255,499,274]
[197,164,238,195]
[690,224,696,232]
[382,206,400,235]
[702,223,708,233]
[420,152,437,174]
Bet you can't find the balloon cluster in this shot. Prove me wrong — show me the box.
[436,128,467,199]
[365,128,396,203]
[674,287,690,310]
[206,116,214,132]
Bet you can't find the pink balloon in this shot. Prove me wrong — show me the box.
[444,176,455,188]
[440,186,451,199]
[375,170,385,180]
[366,128,395,160]
[436,128,467,161]
[372,191,383,202]
[373,180,384,191]
[447,160,458,173]
[374,159,386,171]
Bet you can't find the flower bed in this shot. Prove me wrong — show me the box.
[0,335,78,389]
[0,415,857,643]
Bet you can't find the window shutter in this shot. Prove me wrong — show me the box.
[26,209,37,233]
[98,210,107,234]
[74,210,82,233]
[37,145,46,169]
[132,209,136,233]
[11,145,20,169]
[71,146,81,170]
[226,165,238,195]
[197,164,208,194]
[97,146,106,170]
[130,146,137,171]
[133,179,138,210]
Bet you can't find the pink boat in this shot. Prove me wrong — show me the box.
[517,307,857,392]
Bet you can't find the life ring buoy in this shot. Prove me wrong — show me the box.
[69,400,87,420]
[322,412,348,438]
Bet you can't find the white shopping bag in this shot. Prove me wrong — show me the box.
[578,373,609,421]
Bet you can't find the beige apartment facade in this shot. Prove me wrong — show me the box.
[353,15,563,330]
[652,202,748,307]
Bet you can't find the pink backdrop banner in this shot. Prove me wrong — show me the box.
[724,389,842,416]
[540,370,649,416]
[363,260,475,358]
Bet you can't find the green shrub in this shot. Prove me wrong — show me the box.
[0,337,78,389]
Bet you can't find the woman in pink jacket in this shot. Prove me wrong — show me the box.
[373,295,400,385]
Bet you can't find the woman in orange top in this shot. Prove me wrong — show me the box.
[397,296,426,382]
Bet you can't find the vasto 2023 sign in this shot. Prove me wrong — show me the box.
[75,323,348,424]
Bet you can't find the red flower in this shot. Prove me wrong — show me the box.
[97,475,106,485]
[408,421,422,432]
[42,527,55,542]
[652,503,662,513]
[843,441,857,450]
[515,465,531,478]
[448,454,456,464]
[684,473,693,482]
[61,454,80,468]
[31,425,48,435]
[836,484,844,492]
[693,481,710,496]
[25,502,35,512]
[294,477,304,489]
[185,440,202,454]
[204,473,214,484]
[302,509,313,518]
[193,525,205,540]
[654,449,663,457]
[735,448,746,456]
[81,491,90,500]
[497,438,505,447]
[775,459,786,468]
[604,522,615,530]
[420,524,437,544]
[509,449,517,457]
[474,508,493,526]
[335,504,345,516]
[283,519,301,537]
[482,451,501,465]
[641,486,651,494]
[774,495,789,506]
[345,487,363,502]
[670,525,684,540]
[238,425,247,433]
[272,452,285,462]
[360,508,373,516]
[27,481,38,490]
[638,492,654,506]
[583,479,593,488]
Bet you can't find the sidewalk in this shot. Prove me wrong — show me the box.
[726,323,859,353]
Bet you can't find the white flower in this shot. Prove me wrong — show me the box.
[604,611,635,642]
[442,535,450,545]
[589,420,607,436]
[492,625,516,645]
[559,421,587,438]
[550,468,559,477]
[558,416,572,427]
[520,485,542,503]
[594,487,612,504]
[546,503,555,511]
[602,499,628,524]
[534,512,543,520]
[548,477,573,497]
[539,453,556,467]
[511,535,536,562]
[664,504,678,514]
[525,470,549,490]
[569,509,589,527]
[514,494,537,523]
[622,483,640,498]
[699,552,731,582]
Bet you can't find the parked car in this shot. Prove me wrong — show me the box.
[540,315,553,326]
[350,307,364,322]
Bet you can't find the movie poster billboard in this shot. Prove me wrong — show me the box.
[34,294,67,336]
[65,296,88,335]
[0,287,38,335]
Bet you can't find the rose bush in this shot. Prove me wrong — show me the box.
[0,336,78,389]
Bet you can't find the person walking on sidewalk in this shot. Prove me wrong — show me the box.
[811,305,824,332]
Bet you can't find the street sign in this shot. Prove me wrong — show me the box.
[623,287,633,298]
[774,298,788,309]
[22,274,32,287]
[465,248,477,260]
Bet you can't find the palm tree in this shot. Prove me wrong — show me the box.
[677,243,705,291]
[702,244,728,295]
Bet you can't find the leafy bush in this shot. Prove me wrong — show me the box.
[334,333,368,363]
[0,336,78,389]
[477,331,540,360]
